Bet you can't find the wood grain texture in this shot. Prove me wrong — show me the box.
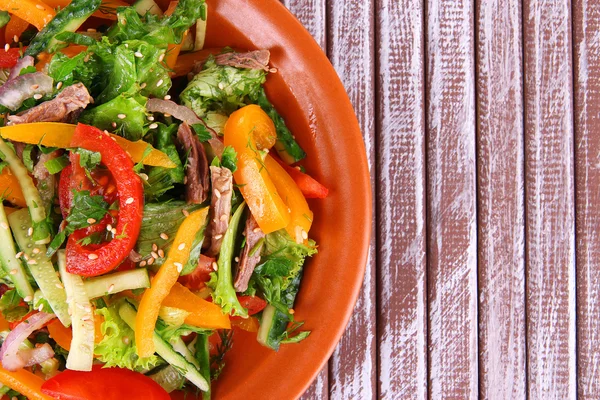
[326,0,377,399]
[425,0,478,398]
[281,1,328,399]
[573,1,600,398]
[376,0,427,398]
[523,0,576,398]
[475,0,526,398]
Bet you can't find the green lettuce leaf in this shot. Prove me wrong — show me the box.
[79,94,149,141]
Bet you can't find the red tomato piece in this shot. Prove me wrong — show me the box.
[41,365,169,400]
[177,254,215,290]
[272,157,328,199]
[0,48,22,68]
[236,295,267,316]
[65,124,144,277]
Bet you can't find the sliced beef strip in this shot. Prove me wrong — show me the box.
[205,166,233,257]
[7,83,92,125]
[192,50,272,75]
[176,122,209,204]
[234,214,265,292]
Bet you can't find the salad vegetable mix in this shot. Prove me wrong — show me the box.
[0,0,329,398]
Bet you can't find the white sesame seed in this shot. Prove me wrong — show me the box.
[151,251,159,259]
[177,243,185,251]
[147,115,154,121]
[234,257,239,262]
[212,262,218,271]
[107,224,112,232]
[124,43,129,48]
[134,51,143,58]
[56,82,63,90]
[139,260,147,267]
[220,214,228,221]
[147,257,155,265]
[56,283,64,289]
[160,233,169,240]
[139,173,149,181]
[122,336,130,345]
[9,269,16,275]
[15,252,23,259]
[174,262,183,273]
[158,53,165,62]
[88,253,98,260]
[253,227,262,233]
[111,122,117,128]
[214,234,223,240]
[35,4,44,9]
[27,259,37,265]
[30,84,39,90]
[33,94,43,100]
[182,210,190,217]
[149,123,158,129]
[140,82,147,89]
[87,28,97,33]
[32,248,40,254]
[214,189,221,199]
[117,113,126,119]
[27,227,33,237]
[289,308,295,315]
[87,218,96,224]
[156,79,163,87]
[301,230,308,240]
[158,249,164,258]
[4,44,9,52]
[107,284,115,293]
[164,95,171,100]
[23,254,29,261]
[125,197,134,205]
[83,54,90,62]
[0,222,7,230]
[13,35,18,43]
[152,243,158,252]
[164,113,171,118]
[111,228,117,235]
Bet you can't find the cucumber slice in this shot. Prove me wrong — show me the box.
[133,0,163,16]
[8,209,70,326]
[257,304,288,350]
[0,138,50,244]
[83,269,150,299]
[0,204,34,299]
[118,302,209,392]
[58,250,94,371]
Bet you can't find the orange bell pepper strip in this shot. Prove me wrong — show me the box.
[41,0,128,20]
[4,14,29,44]
[162,282,230,330]
[0,122,176,168]
[172,48,220,78]
[0,167,26,207]
[0,0,55,31]
[135,207,209,358]
[264,155,313,242]
[36,45,87,71]
[224,105,290,234]
[47,319,72,351]
[230,316,259,332]
[0,313,9,331]
[0,366,53,400]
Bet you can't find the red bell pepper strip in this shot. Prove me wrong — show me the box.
[0,48,22,68]
[65,124,143,277]
[177,254,215,290]
[236,295,267,316]
[273,157,329,199]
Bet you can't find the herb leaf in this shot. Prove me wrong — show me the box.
[66,190,109,232]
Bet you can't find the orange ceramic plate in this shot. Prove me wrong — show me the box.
[187,1,372,399]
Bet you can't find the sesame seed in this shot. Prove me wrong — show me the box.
[158,249,164,258]
[28,259,37,265]
[214,189,221,199]
[0,222,7,230]
[139,260,147,267]
[23,254,29,261]
[27,227,33,237]
[253,227,262,233]
[139,173,149,181]
[30,84,39,90]
[301,230,308,240]
[36,4,44,9]
[111,228,117,235]
[32,248,40,254]
[56,82,63,90]
[177,243,185,250]
[183,177,188,184]
[147,257,155,265]
[124,43,129,48]
[117,113,126,119]
[174,262,183,273]
[158,53,165,62]
[134,51,143,58]
[140,82,147,89]
[149,123,158,129]
[151,251,159,259]
[9,269,16,275]
[164,95,171,100]
[182,210,190,217]
[214,234,223,240]
[152,243,158,251]
[212,262,218,271]
[125,197,134,205]
[4,44,9,52]
[108,284,115,293]
[88,253,98,260]
[164,113,171,118]
[13,35,18,43]
[111,122,117,128]
[147,115,154,121]
[81,315,90,321]
[83,54,90,62]
[122,336,130,345]
[234,257,239,262]
[87,218,96,224]
[160,233,169,240]
[289,309,295,315]
[15,252,23,259]
[220,214,228,221]
[87,28,97,33]
[107,224,112,232]
[120,19,126,25]
[56,283,64,289]
[33,94,43,100]
[156,79,163,87]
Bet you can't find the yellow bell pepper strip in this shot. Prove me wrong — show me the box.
[0,0,55,31]
[224,105,290,234]
[162,282,230,330]
[264,155,313,243]
[0,366,53,400]
[4,14,29,44]
[0,167,26,208]
[135,207,209,358]
[0,122,176,168]
[41,0,128,20]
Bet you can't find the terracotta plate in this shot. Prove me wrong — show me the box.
[181,0,373,399]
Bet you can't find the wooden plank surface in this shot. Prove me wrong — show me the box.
[523,0,576,398]
[475,0,527,398]
[326,0,377,398]
[376,0,427,398]
[425,0,478,398]
[573,1,600,398]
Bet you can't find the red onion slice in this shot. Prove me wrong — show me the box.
[0,72,53,111]
[0,312,56,371]
[21,343,54,367]
[7,56,35,81]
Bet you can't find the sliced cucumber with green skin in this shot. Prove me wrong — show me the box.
[83,268,150,299]
[0,137,50,244]
[171,336,199,369]
[25,0,101,57]
[118,302,209,392]
[257,304,288,351]
[0,204,34,299]
[57,250,94,371]
[8,209,70,326]
[194,334,211,400]
[133,0,163,16]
